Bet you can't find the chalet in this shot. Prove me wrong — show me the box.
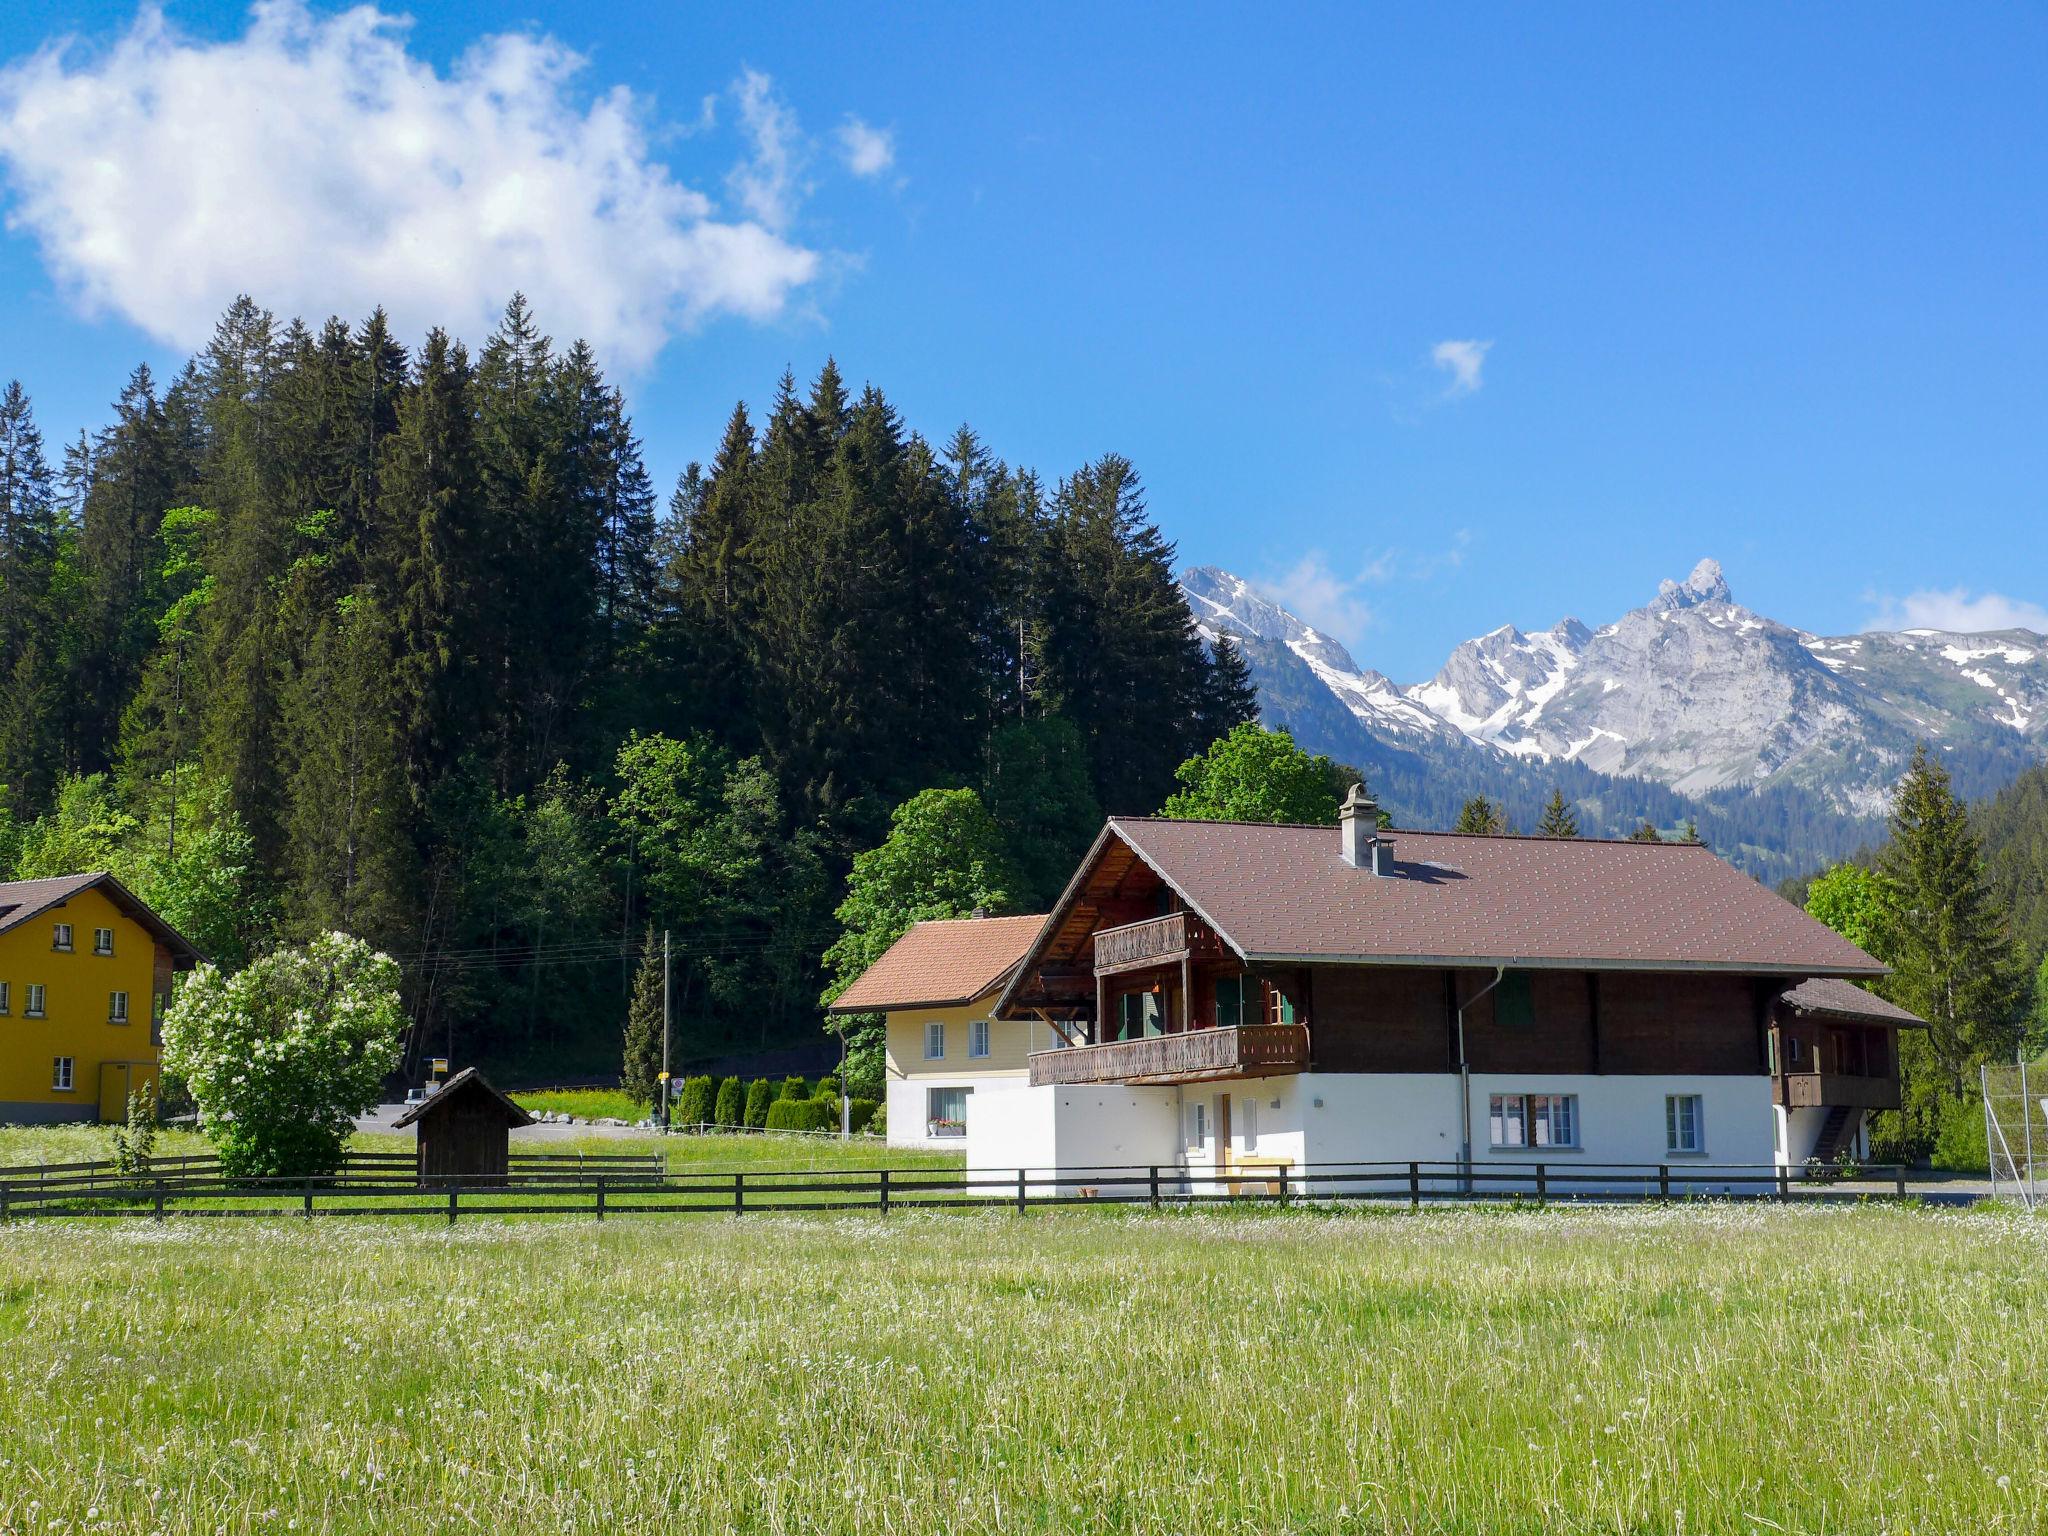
[826,914,1055,1146]
[969,788,1923,1186]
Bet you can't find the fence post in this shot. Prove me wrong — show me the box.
[878,1168,890,1215]
[1409,1161,1420,1210]
[1016,1167,1027,1215]
[303,1178,314,1219]
[1534,1163,1547,1202]
[448,1185,458,1225]
[1659,1164,1670,1200]
[1149,1164,1160,1211]
[1277,1166,1290,1208]
[733,1171,745,1217]
[1895,1164,1907,1200]
[596,1177,607,1223]
[153,1178,165,1223]
[1776,1163,1790,1201]
[0,1182,9,1224]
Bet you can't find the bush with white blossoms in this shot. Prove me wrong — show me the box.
[162,931,405,1179]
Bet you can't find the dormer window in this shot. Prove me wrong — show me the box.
[93,927,114,955]
[52,923,73,952]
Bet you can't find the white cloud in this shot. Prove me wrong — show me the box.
[1866,587,2048,635]
[1255,552,1380,647]
[0,3,825,372]
[1430,338,1492,398]
[836,115,895,178]
[727,66,803,230]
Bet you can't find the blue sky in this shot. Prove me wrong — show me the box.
[3,3,2044,680]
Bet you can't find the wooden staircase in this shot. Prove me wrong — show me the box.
[1808,1105,1858,1163]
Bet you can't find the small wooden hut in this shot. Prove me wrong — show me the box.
[393,1068,534,1184]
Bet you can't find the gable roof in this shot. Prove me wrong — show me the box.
[997,818,1883,1016]
[1780,976,1927,1028]
[827,914,1046,1014]
[0,872,205,967]
[391,1067,535,1129]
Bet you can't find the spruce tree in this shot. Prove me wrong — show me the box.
[1879,745,2023,1093]
[1626,819,1664,842]
[1537,788,1580,838]
[0,382,64,814]
[1454,795,1506,835]
[620,927,664,1107]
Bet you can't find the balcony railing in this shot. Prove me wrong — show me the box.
[1774,1071,1900,1111]
[1093,913,1187,973]
[1029,1024,1310,1087]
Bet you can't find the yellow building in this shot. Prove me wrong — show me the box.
[828,914,1059,1147]
[0,873,203,1125]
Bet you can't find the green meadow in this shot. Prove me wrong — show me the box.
[2,1204,2045,1533]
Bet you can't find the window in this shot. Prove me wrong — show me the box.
[924,1022,945,1061]
[52,923,73,952]
[1666,1094,1704,1154]
[968,1019,991,1059]
[52,1056,74,1091]
[1494,971,1534,1029]
[1117,991,1162,1041]
[110,990,130,1024]
[1267,985,1296,1026]
[1214,974,1248,1029]
[1188,1101,1208,1148]
[1489,1092,1579,1149]
[24,984,45,1018]
[93,928,114,955]
[0,981,9,1015]
[926,1085,970,1137]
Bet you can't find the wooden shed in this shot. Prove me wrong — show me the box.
[392,1068,534,1184]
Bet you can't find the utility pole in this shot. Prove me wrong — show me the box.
[661,929,672,1129]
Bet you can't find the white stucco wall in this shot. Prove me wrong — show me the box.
[965,1071,1779,1199]
[885,1073,1036,1150]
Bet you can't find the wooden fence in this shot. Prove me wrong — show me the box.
[0,1158,1955,1223]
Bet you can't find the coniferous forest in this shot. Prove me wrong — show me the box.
[0,296,1256,1081]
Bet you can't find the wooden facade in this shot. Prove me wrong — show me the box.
[395,1069,534,1184]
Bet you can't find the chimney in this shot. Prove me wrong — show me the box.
[1340,783,1393,875]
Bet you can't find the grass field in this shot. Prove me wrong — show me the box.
[508,1087,648,1122]
[2,1204,2044,1533]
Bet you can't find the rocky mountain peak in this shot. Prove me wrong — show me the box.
[1655,557,1732,608]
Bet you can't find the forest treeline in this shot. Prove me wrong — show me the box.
[0,296,1254,1077]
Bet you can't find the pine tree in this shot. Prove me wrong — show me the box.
[1880,745,2023,1092]
[1201,634,1261,743]
[1454,795,1506,835]
[1679,817,1704,845]
[1537,788,1580,838]
[0,382,65,815]
[1626,819,1664,842]
[620,927,664,1107]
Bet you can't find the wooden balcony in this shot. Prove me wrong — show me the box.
[1029,1024,1310,1087]
[1091,913,1226,976]
[1774,1071,1900,1111]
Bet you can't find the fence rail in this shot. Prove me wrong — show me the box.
[0,1158,1959,1224]
[0,1147,662,1198]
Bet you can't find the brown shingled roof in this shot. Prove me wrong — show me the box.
[0,871,205,965]
[1781,976,1926,1027]
[828,914,1046,1013]
[1044,818,1884,977]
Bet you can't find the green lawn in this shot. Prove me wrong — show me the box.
[2,1204,2045,1533]
[508,1086,648,1122]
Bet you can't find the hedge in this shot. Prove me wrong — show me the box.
[676,1075,716,1127]
[847,1098,880,1135]
[743,1078,773,1128]
[777,1075,810,1101]
[763,1096,836,1133]
[712,1076,745,1127]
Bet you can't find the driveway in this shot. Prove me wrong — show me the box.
[354,1103,663,1143]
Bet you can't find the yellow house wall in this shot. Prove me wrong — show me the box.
[0,886,163,1124]
[884,995,1055,1083]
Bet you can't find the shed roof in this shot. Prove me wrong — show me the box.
[0,871,205,966]
[828,914,1045,1013]
[391,1068,535,1129]
[1780,976,1927,1028]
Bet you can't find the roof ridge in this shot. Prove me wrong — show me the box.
[1112,815,1716,848]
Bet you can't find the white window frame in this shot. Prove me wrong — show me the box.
[52,1056,74,1092]
[923,1021,945,1061]
[1489,1092,1580,1150]
[0,980,9,1014]
[1666,1094,1705,1154]
[926,1085,970,1137]
[93,927,114,956]
[1189,1101,1208,1148]
[24,983,45,1018]
[110,990,130,1024]
[52,923,72,952]
[968,1019,991,1059]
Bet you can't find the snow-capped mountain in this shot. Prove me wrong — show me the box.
[1181,557,2048,817]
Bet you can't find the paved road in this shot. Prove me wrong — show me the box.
[354,1103,662,1143]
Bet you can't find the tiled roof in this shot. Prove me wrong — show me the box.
[0,871,204,964]
[1102,818,1885,975]
[828,914,1047,1013]
[1781,976,1926,1026]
